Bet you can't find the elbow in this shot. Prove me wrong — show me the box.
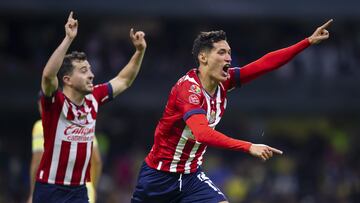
[192,127,210,144]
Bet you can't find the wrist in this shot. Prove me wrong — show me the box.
[64,35,75,42]
[307,37,315,45]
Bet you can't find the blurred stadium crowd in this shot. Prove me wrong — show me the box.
[0,11,360,203]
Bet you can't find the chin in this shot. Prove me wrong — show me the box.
[218,76,227,82]
[83,88,93,95]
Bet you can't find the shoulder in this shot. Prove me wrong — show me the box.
[176,70,200,89]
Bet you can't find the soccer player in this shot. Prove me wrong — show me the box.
[27,100,102,203]
[131,20,332,203]
[33,11,146,203]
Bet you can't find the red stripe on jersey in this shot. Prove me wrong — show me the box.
[190,144,207,173]
[70,143,87,185]
[176,139,195,172]
[55,141,71,184]
[37,94,62,183]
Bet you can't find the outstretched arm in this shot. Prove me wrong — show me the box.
[41,11,78,96]
[109,29,146,97]
[27,151,43,203]
[240,19,333,84]
[186,114,282,161]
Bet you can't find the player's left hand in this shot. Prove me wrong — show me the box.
[308,19,333,44]
[249,144,283,161]
[130,28,146,52]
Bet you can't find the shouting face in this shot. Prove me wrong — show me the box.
[201,40,232,83]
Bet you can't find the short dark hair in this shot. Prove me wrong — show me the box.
[192,30,227,64]
[57,51,87,86]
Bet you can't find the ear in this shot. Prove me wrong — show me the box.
[63,75,72,86]
[198,52,208,65]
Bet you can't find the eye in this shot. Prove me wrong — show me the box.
[80,67,87,73]
[218,50,226,55]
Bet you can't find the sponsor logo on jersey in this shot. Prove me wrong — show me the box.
[64,124,95,142]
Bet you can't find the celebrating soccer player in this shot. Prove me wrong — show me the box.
[131,20,332,203]
[32,11,146,203]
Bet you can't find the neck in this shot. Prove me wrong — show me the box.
[63,86,85,106]
[197,66,218,96]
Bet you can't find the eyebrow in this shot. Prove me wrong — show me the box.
[218,48,231,52]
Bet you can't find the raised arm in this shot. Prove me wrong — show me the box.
[109,29,146,97]
[186,114,282,161]
[239,19,333,84]
[41,12,78,96]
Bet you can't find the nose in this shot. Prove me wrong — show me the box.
[225,53,232,63]
[88,69,94,79]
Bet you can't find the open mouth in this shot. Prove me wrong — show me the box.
[222,64,231,77]
[223,64,231,72]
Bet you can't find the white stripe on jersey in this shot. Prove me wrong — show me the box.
[184,141,201,174]
[157,161,163,170]
[169,129,190,172]
[197,146,207,166]
[80,142,92,184]
[202,87,222,128]
[63,142,78,185]
[214,89,222,127]
[86,94,98,112]
[48,108,68,184]
[83,100,94,124]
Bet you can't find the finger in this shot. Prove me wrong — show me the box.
[269,147,283,155]
[130,28,135,39]
[262,151,269,160]
[68,11,74,20]
[266,150,273,158]
[319,19,333,29]
[260,154,267,161]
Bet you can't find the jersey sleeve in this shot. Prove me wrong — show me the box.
[32,120,44,152]
[40,89,63,113]
[239,38,310,84]
[222,67,241,92]
[176,81,206,121]
[92,83,113,106]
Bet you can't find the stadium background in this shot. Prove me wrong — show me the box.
[0,0,359,202]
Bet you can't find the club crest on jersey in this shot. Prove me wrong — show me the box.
[189,84,201,95]
[189,94,200,105]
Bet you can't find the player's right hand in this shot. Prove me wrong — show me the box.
[249,144,283,161]
[65,11,78,40]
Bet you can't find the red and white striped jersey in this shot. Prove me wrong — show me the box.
[36,83,112,186]
[145,68,240,174]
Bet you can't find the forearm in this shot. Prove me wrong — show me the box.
[29,152,42,197]
[115,49,145,86]
[41,36,73,95]
[90,149,102,189]
[43,36,73,78]
[186,114,252,152]
[240,38,310,84]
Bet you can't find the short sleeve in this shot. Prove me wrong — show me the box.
[40,89,62,112]
[92,83,113,106]
[176,82,206,121]
[221,67,241,92]
[32,120,44,152]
